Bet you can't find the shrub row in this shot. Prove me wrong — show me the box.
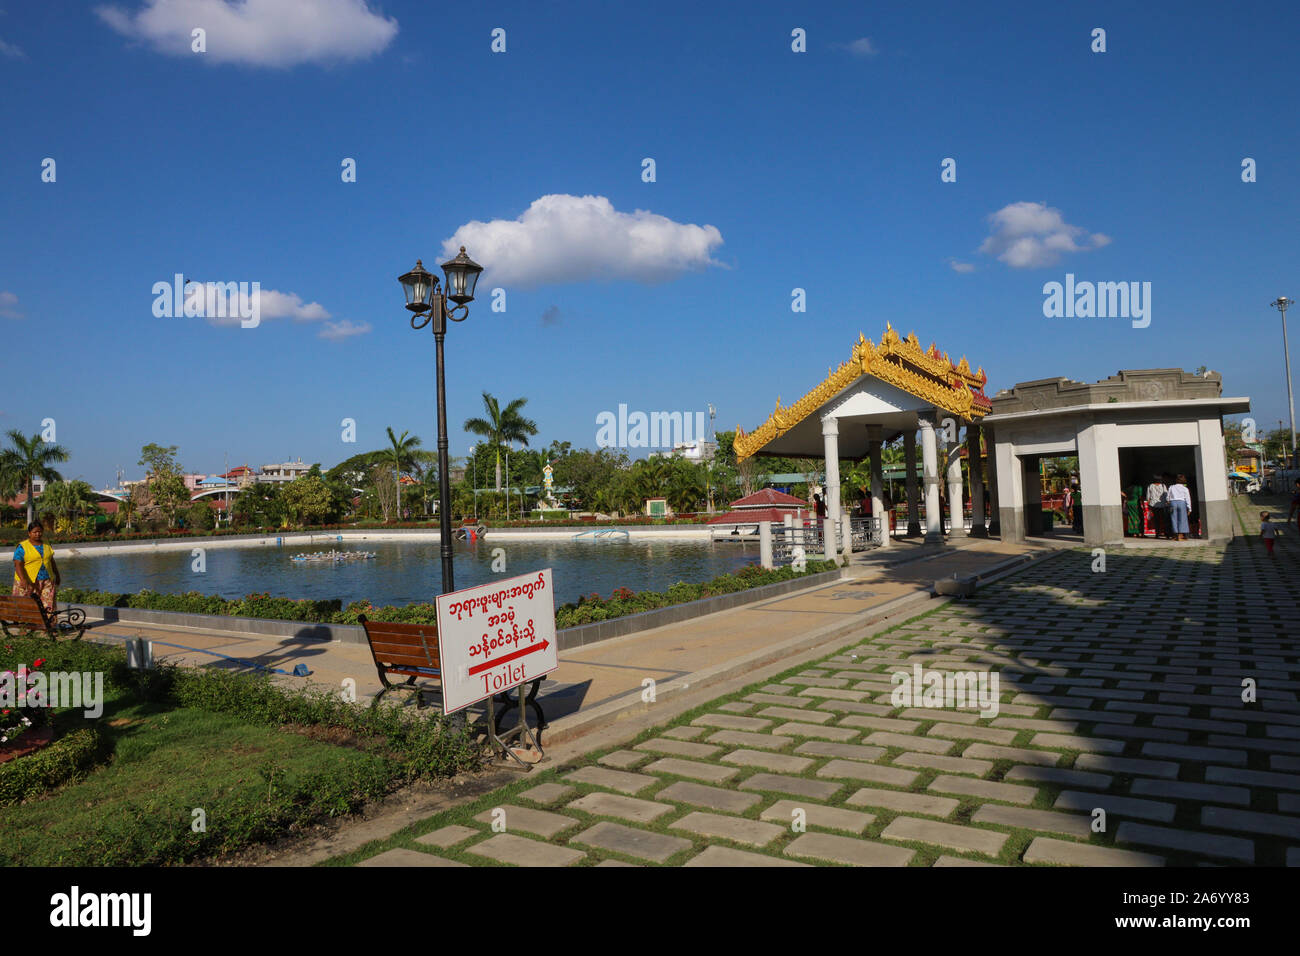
[59,560,839,631]
[0,727,109,806]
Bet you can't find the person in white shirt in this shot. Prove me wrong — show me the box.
[1167,474,1192,540]
[1261,512,1279,557]
[1145,474,1168,538]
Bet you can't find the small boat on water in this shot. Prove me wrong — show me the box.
[290,550,377,563]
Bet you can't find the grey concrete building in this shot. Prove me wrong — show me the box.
[984,369,1249,546]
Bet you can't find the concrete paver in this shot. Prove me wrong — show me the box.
[337,513,1298,867]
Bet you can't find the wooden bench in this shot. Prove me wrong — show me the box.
[0,593,86,640]
[357,615,547,740]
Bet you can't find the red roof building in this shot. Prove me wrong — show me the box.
[707,487,810,525]
[726,488,808,510]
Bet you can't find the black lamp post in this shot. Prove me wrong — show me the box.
[398,247,483,594]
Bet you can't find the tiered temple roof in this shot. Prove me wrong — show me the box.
[734,324,991,461]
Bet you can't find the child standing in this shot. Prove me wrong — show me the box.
[1261,512,1279,556]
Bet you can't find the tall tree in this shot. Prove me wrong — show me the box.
[137,443,189,529]
[282,472,337,527]
[382,427,422,475]
[463,393,539,490]
[1,429,69,525]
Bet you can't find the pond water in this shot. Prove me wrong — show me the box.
[57,539,760,608]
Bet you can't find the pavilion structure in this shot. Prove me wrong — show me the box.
[734,324,993,555]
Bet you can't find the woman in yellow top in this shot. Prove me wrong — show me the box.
[12,520,60,614]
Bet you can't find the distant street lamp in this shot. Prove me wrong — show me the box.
[470,442,477,521]
[398,248,483,594]
[1272,297,1297,470]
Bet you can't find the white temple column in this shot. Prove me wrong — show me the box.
[904,430,921,537]
[968,424,986,537]
[947,424,967,539]
[822,415,845,558]
[918,412,942,542]
[985,425,1001,537]
[868,425,889,549]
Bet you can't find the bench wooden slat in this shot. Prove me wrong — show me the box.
[0,596,51,626]
[360,620,438,634]
[371,650,441,669]
[358,615,445,706]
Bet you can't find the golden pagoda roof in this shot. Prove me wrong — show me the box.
[734,324,991,461]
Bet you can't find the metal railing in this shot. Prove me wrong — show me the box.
[768,517,882,562]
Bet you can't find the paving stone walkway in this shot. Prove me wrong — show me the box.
[339,513,1298,867]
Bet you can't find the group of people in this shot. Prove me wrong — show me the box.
[1123,473,1194,539]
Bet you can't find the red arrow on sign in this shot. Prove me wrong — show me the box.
[468,639,550,677]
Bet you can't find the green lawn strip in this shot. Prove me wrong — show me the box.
[1,633,478,865]
[2,698,390,865]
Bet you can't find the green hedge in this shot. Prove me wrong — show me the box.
[0,727,108,806]
[59,560,839,631]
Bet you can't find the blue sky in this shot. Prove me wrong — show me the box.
[1,0,1295,486]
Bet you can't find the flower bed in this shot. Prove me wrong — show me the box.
[2,655,52,748]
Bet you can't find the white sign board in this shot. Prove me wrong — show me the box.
[435,568,558,715]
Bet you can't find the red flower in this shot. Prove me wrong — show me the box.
[32,659,45,668]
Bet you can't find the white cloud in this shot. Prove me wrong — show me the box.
[0,35,24,58]
[255,288,330,320]
[0,291,22,318]
[319,319,371,341]
[978,201,1111,268]
[441,194,724,287]
[96,0,398,68]
[846,37,878,57]
[948,260,975,274]
[188,283,330,327]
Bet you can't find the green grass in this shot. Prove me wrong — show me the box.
[1,695,391,865]
[0,634,478,865]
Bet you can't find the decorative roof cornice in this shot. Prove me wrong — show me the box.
[735,324,990,461]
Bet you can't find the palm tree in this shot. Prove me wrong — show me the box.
[382,427,422,475]
[463,393,539,490]
[118,489,137,532]
[378,427,422,519]
[1,429,69,525]
[41,480,98,525]
[666,463,706,514]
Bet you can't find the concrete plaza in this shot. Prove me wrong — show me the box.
[338,497,1298,867]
